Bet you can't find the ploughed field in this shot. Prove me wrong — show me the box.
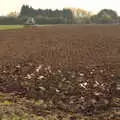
[0,25,120,120]
[0,25,120,67]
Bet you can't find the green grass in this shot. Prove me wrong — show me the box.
[0,25,24,30]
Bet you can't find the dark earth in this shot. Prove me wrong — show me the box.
[0,25,119,120]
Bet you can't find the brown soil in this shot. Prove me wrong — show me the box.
[0,25,119,119]
[0,25,120,69]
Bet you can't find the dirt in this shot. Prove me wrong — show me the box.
[0,25,119,68]
[0,25,119,120]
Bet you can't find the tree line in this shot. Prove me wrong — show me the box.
[0,5,120,25]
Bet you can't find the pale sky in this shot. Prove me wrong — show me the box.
[0,0,120,15]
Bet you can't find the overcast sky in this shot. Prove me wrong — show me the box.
[0,0,120,15]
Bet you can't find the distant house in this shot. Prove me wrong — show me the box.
[25,17,36,25]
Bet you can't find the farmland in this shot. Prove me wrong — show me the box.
[0,25,24,30]
[0,25,119,120]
